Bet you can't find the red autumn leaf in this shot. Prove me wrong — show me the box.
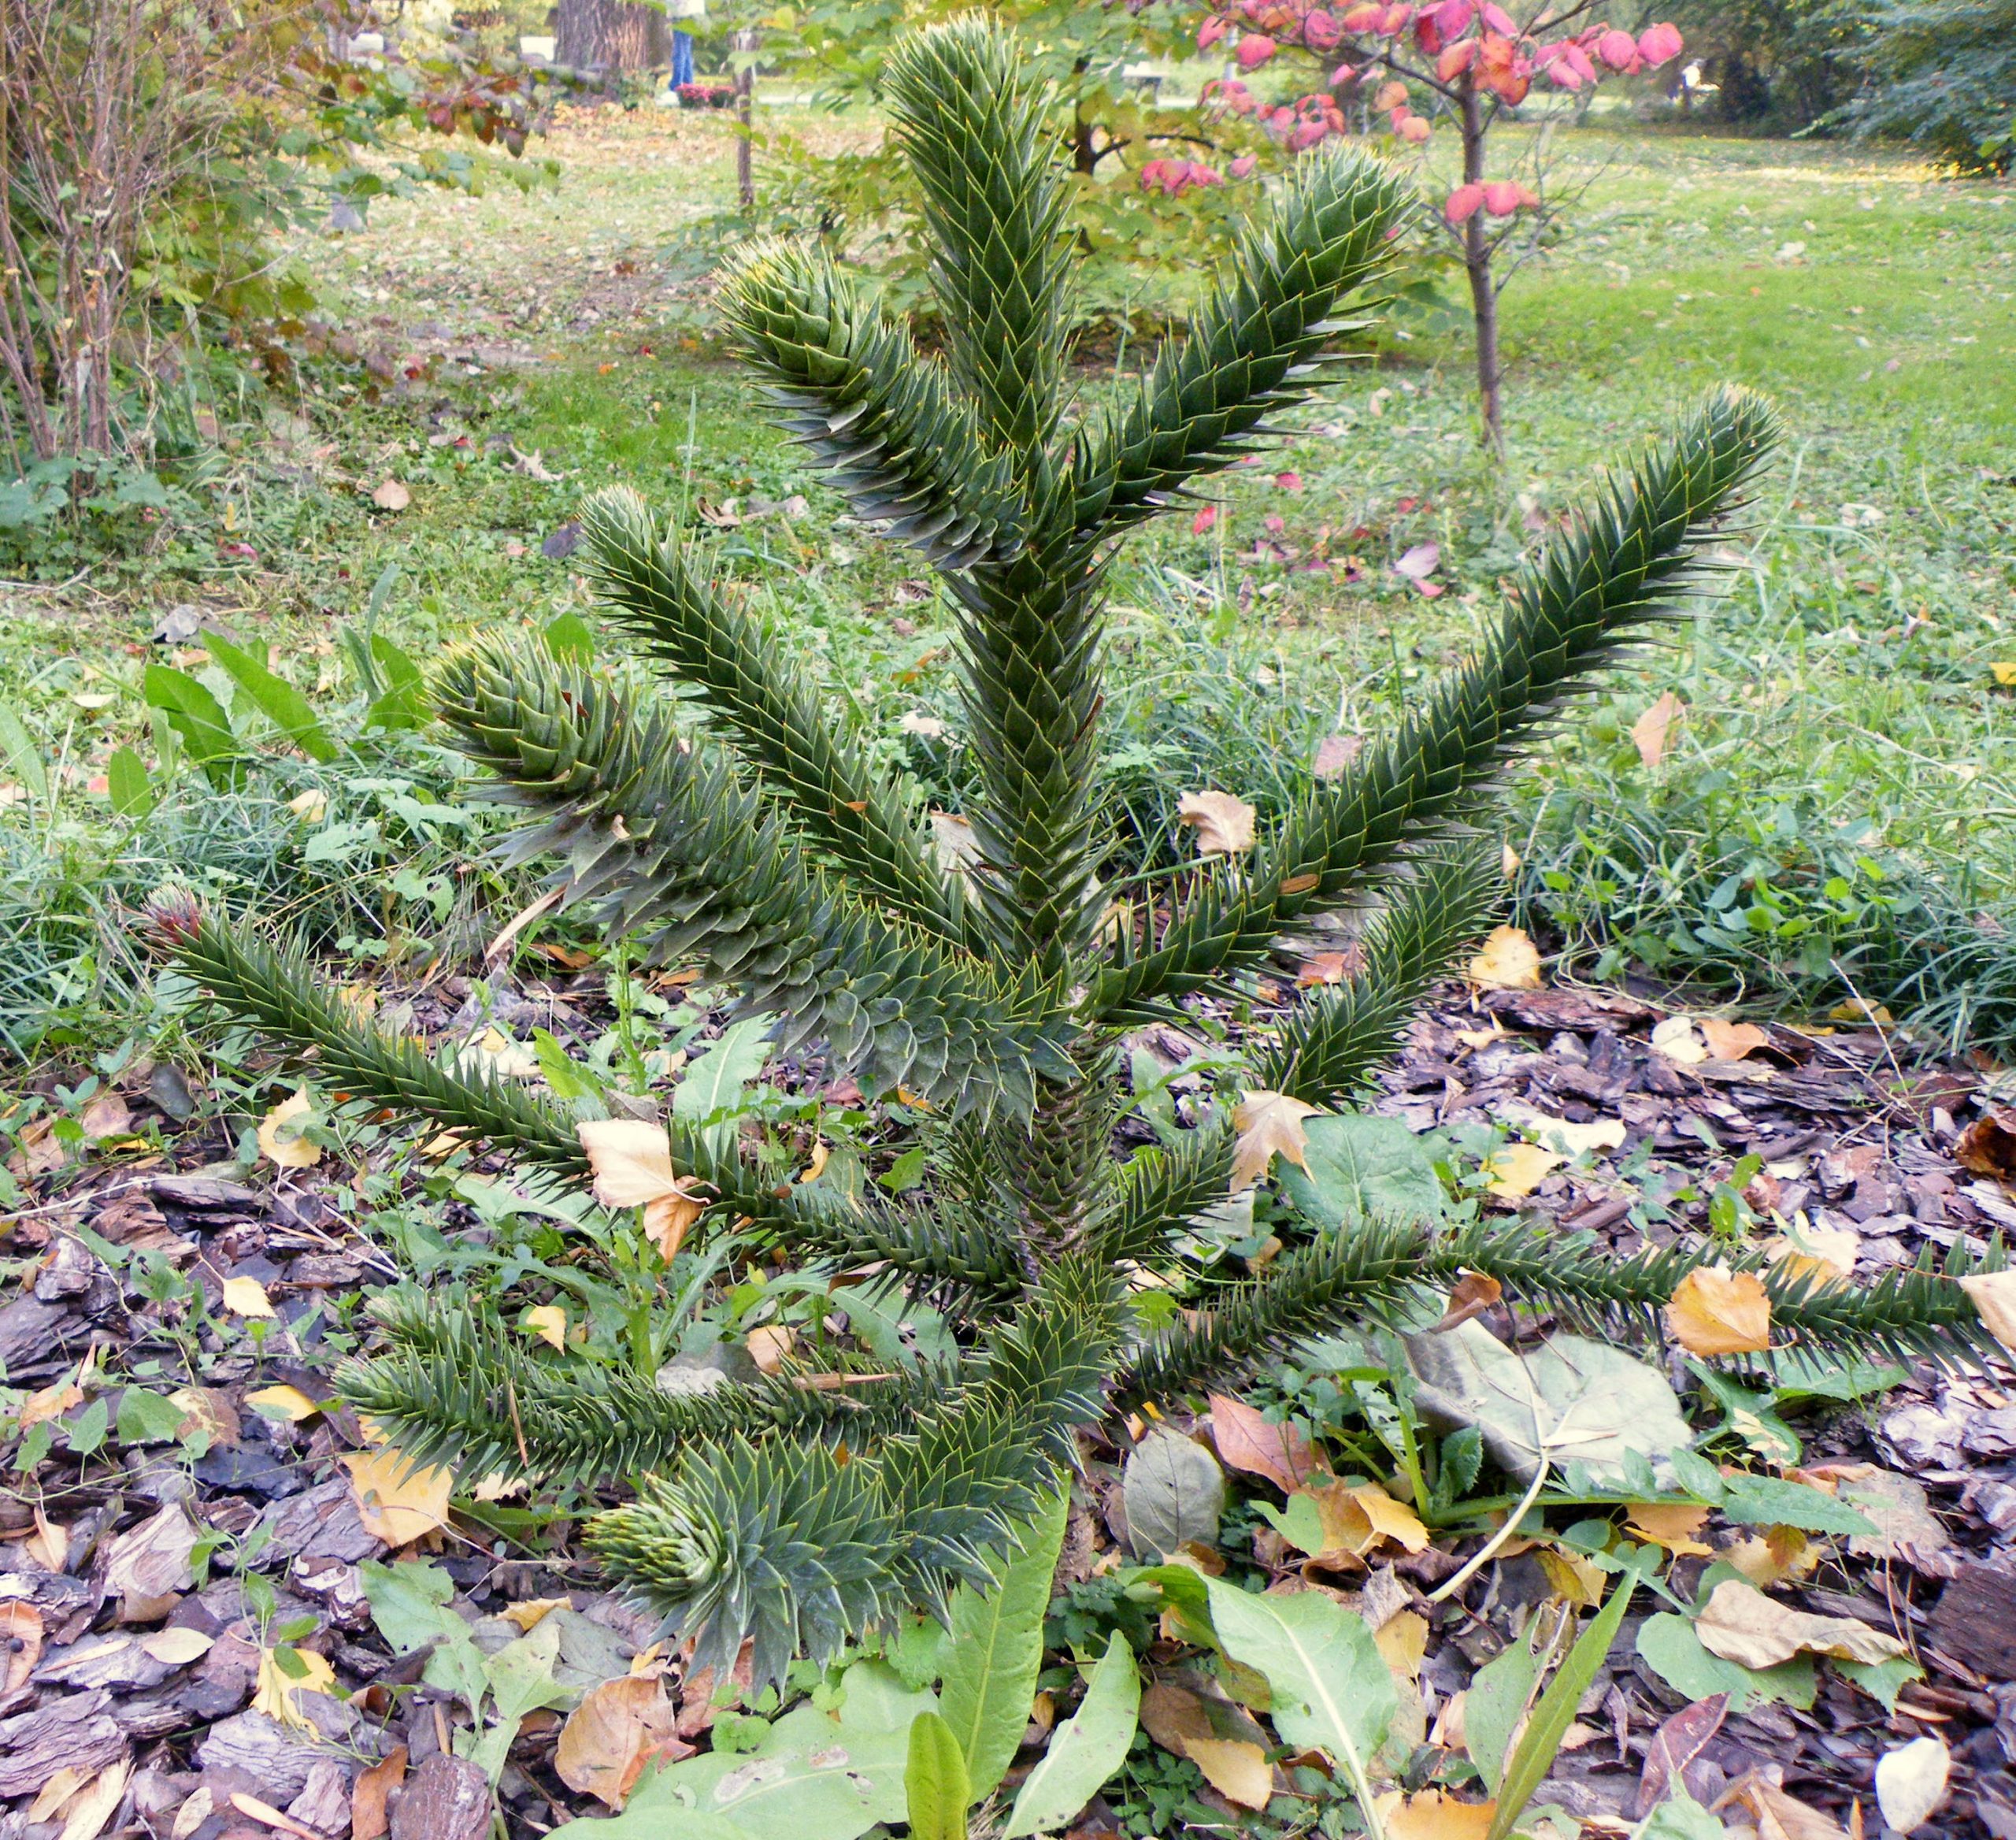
[1596,27,1640,70]
[1639,20,1684,65]
[1209,1393,1317,1490]
[1192,506,1219,536]
[1236,32,1277,67]
[1275,472,1303,492]
[1445,183,1484,225]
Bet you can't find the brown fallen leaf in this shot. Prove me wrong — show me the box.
[1177,789,1257,856]
[556,1672,691,1809]
[1631,691,1685,767]
[1699,1016,1771,1061]
[350,1744,407,1840]
[138,1626,214,1665]
[256,1089,321,1170]
[228,1790,324,1840]
[1635,1692,1728,1818]
[1311,733,1362,779]
[1466,925,1541,991]
[1208,1393,1316,1491]
[1183,1735,1273,1810]
[342,1446,454,1545]
[19,1374,83,1427]
[1959,1268,2016,1360]
[1724,1525,1821,1588]
[1429,1271,1502,1332]
[79,1093,132,1141]
[48,1760,129,1840]
[370,478,411,511]
[1721,1770,1849,1840]
[1952,1109,2016,1182]
[747,1323,795,1374]
[1695,1578,1907,1670]
[1296,951,1353,988]
[1229,1090,1322,1192]
[1,1599,45,1694]
[1666,1264,1770,1356]
[102,1503,198,1612]
[578,1118,709,1259]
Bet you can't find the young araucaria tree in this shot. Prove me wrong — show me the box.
[157,17,1999,1689]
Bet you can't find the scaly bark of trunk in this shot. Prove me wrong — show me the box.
[554,0,668,76]
[1458,79,1503,456]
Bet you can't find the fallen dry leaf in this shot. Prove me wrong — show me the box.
[1725,1525,1821,1588]
[1951,1110,2016,1183]
[1377,1787,1498,1840]
[1,1600,44,1694]
[1537,1545,1606,1608]
[1177,789,1257,856]
[170,1385,239,1448]
[1429,1271,1503,1332]
[256,1089,321,1170]
[1373,1608,1429,1679]
[1184,1734,1273,1809]
[102,1503,198,1610]
[1349,1482,1430,1554]
[26,1504,67,1571]
[371,478,411,510]
[169,1789,216,1840]
[499,1597,569,1633]
[1312,733,1362,778]
[51,1760,128,1840]
[1767,1222,1858,1286]
[1651,1015,1709,1065]
[343,1446,454,1545]
[139,1626,214,1664]
[245,1383,322,1422]
[1699,1018,1771,1062]
[1296,951,1353,987]
[1959,1269,2016,1360]
[221,1274,276,1319]
[1635,1693,1728,1819]
[350,1745,406,1840]
[1722,1771,1850,1840]
[524,1305,569,1351]
[577,1118,708,1259]
[252,1645,340,1731]
[1467,925,1541,991]
[228,1792,324,1840]
[28,1767,90,1823]
[1631,691,1684,767]
[556,1672,691,1809]
[1666,1264,1770,1356]
[1209,1393,1316,1491]
[1624,1502,1714,1557]
[1229,1090,1322,1192]
[79,1093,131,1141]
[1498,1100,1626,1157]
[1482,1141,1562,1201]
[747,1323,795,1374]
[19,1375,83,1427]
[1695,1578,1907,1670]
[1873,1734,1949,1835]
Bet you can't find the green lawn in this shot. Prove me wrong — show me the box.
[2,103,2014,1066]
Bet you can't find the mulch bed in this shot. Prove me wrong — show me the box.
[3,967,2014,1838]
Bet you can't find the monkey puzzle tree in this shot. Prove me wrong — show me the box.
[158,17,1999,1690]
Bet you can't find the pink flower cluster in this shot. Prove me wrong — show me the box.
[1140,156,1226,195]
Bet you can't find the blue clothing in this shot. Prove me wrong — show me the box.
[672,30,695,86]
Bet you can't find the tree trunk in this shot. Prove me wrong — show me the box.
[734,26,757,210]
[1458,80,1503,455]
[554,0,668,76]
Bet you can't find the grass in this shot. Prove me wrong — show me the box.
[2,100,2014,1071]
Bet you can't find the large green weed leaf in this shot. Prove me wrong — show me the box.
[143,664,240,784]
[675,1015,775,1152]
[1004,1635,1140,1838]
[202,632,339,762]
[1201,1577,1394,1810]
[1488,1567,1640,1840]
[565,1660,931,1838]
[904,1710,972,1840]
[1121,1426,1225,1559]
[1279,1115,1447,1226]
[1635,1613,1816,1714]
[1463,1628,1540,1796]
[939,1487,1069,1801]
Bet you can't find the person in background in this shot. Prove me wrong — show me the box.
[669,0,703,87]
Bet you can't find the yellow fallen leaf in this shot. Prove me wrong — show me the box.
[26,1506,67,1571]
[257,1089,321,1170]
[1828,997,1892,1026]
[1666,1263,1770,1356]
[221,1275,276,1319]
[1695,1578,1907,1669]
[19,1376,83,1426]
[1725,1525,1822,1587]
[287,788,328,824]
[1377,1788,1499,1840]
[1536,1546,1606,1608]
[556,1672,685,1810]
[1177,789,1257,855]
[1467,925,1541,991]
[1994,662,2016,688]
[1631,691,1684,767]
[1229,1090,1323,1192]
[1351,1483,1429,1553]
[1959,1269,2016,1360]
[524,1305,569,1351]
[469,1025,540,1080]
[48,1759,128,1840]
[1374,1608,1429,1679]
[139,1627,215,1664]
[252,1645,340,1731]
[1182,1735,1273,1810]
[1483,1141,1562,1201]
[499,1597,570,1633]
[577,1118,708,1259]
[1624,1501,1714,1557]
[747,1323,795,1374]
[1651,1015,1708,1064]
[799,1138,829,1184]
[1700,1017,1771,1061]
[1875,1734,1951,1836]
[342,1446,454,1545]
[1768,1222,1858,1286]
[28,1766,90,1823]
[245,1383,322,1422]
[1499,1101,1625,1157]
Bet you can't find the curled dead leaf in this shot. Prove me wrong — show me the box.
[1959,1268,2016,1360]
[1177,789,1257,855]
[1631,691,1684,767]
[1466,925,1541,991]
[1666,1264,1771,1356]
[1624,1501,1713,1557]
[1695,1578,1907,1669]
[1208,1392,1316,1491]
[556,1673,691,1809]
[257,1089,321,1170]
[1229,1090,1322,1192]
[1430,1271,1502,1332]
[577,1118,708,1259]
[1699,1017,1771,1062]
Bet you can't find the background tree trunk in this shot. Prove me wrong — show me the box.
[555,0,669,75]
[1458,79,1503,455]
[734,26,757,209]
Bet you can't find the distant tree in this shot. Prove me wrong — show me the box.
[554,0,669,74]
[1193,0,1684,451]
[1826,0,2016,170]
[1664,0,1851,128]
